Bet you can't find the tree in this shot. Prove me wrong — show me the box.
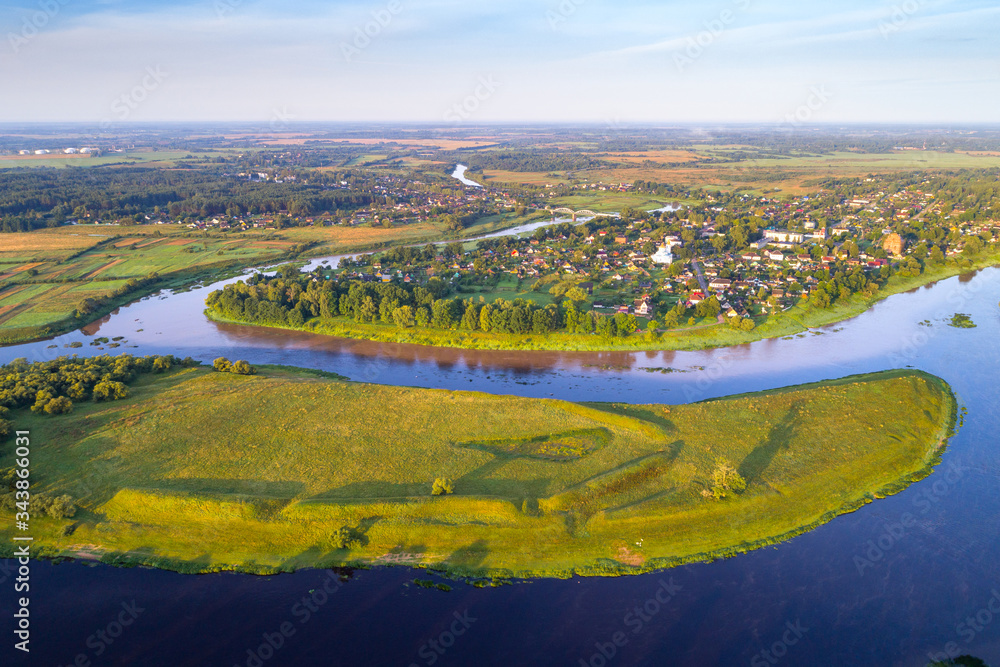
[459,302,479,331]
[332,526,363,549]
[213,357,233,372]
[231,360,255,375]
[432,478,454,496]
[645,319,660,341]
[709,457,746,500]
[45,494,77,519]
[393,305,415,329]
[564,287,588,303]
[810,290,831,309]
[357,295,378,323]
[595,314,617,340]
[695,296,721,319]
[30,389,54,413]
[431,299,458,329]
[93,380,129,401]
[613,313,638,337]
[42,396,73,415]
[963,236,984,257]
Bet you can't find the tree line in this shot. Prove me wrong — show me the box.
[0,167,377,231]
[206,268,645,339]
[0,354,196,425]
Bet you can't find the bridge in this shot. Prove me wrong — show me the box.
[546,207,619,222]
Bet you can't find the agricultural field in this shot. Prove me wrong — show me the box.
[0,149,234,169]
[483,147,1000,196]
[0,219,468,344]
[0,365,955,578]
[0,226,295,343]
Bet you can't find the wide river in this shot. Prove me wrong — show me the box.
[1,243,998,665]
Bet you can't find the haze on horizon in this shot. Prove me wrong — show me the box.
[0,0,997,126]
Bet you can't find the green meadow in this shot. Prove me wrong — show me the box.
[0,366,955,578]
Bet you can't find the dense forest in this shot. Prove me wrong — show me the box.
[437,148,612,173]
[0,354,199,437]
[0,167,377,232]
[206,266,646,339]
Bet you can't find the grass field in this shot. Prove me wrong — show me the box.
[482,148,1000,195]
[0,366,955,578]
[0,226,296,344]
[0,150,234,169]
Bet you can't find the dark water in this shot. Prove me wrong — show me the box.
[1,266,999,666]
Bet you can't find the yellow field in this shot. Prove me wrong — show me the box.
[0,230,107,260]
[0,366,956,578]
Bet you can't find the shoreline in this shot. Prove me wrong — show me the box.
[0,369,957,580]
[205,252,1000,353]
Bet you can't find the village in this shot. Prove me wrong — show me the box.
[332,171,1000,329]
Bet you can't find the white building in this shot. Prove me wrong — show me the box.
[764,229,804,244]
[651,235,683,264]
[651,246,674,264]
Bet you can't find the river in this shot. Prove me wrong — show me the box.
[452,164,482,188]
[1,253,999,665]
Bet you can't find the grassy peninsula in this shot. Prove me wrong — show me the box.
[0,366,955,578]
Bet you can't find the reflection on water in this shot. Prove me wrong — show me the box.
[1,261,999,666]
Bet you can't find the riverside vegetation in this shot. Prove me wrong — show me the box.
[0,358,956,578]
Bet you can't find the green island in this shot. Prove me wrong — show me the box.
[0,360,956,579]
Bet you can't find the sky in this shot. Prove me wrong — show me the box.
[0,0,998,125]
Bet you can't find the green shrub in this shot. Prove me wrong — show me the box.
[231,360,255,375]
[332,526,363,549]
[93,380,128,402]
[43,396,73,415]
[432,477,454,496]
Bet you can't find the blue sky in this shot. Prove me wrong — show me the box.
[1,0,998,124]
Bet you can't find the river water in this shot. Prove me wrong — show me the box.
[1,251,998,665]
[451,164,482,188]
